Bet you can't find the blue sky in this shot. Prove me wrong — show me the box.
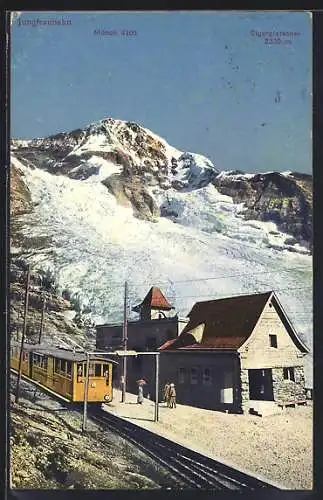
[11,11,312,173]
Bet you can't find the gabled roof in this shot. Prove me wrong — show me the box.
[159,291,309,353]
[132,286,174,312]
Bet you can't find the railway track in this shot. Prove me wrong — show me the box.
[10,373,282,490]
[88,407,281,491]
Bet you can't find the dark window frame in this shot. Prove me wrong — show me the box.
[77,363,83,380]
[269,334,278,348]
[103,364,110,385]
[190,367,199,385]
[60,360,67,374]
[202,367,212,386]
[283,367,295,381]
[178,367,185,384]
[66,361,72,378]
[95,363,102,377]
[41,356,48,369]
[54,358,61,373]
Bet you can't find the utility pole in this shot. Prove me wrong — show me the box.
[121,280,128,403]
[154,353,160,422]
[38,293,46,344]
[15,265,31,404]
[82,352,90,432]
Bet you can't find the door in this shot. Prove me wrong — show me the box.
[248,369,274,401]
[220,371,234,404]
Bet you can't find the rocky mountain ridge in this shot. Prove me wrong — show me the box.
[213,170,312,249]
[11,118,312,249]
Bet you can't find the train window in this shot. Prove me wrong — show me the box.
[95,364,102,377]
[77,364,83,381]
[41,356,48,369]
[23,352,29,362]
[61,360,66,374]
[103,364,110,385]
[54,358,60,373]
[66,361,72,377]
[88,363,95,376]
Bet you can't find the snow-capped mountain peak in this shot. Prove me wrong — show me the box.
[13,118,218,194]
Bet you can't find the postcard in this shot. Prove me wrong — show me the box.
[8,10,312,492]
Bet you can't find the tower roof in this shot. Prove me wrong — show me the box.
[132,287,174,313]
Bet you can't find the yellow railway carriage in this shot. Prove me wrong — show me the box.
[10,343,118,403]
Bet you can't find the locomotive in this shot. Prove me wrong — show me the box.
[10,341,118,403]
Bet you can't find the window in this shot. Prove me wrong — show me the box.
[88,363,95,376]
[190,367,198,385]
[23,352,29,362]
[54,358,61,373]
[269,334,278,348]
[283,367,295,381]
[202,368,212,386]
[33,354,47,368]
[103,364,110,385]
[66,361,72,378]
[178,367,185,384]
[95,363,102,377]
[61,360,66,374]
[77,364,83,380]
[41,356,48,369]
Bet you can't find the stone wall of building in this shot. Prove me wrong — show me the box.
[240,368,250,413]
[272,366,306,402]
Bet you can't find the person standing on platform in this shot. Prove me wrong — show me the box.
[163,381,170,406]
[137,383,144,404]
[169,382,176,409]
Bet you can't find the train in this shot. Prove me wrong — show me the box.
[10,341,119,403]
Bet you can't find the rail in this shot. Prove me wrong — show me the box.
[10,370,284,490]
[87,407,282,491]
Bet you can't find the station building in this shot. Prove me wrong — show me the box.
[96,288,309,414]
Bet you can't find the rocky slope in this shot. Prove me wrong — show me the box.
[10,377,184,489]
[213,171,312,250]
[10,166,92,347]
